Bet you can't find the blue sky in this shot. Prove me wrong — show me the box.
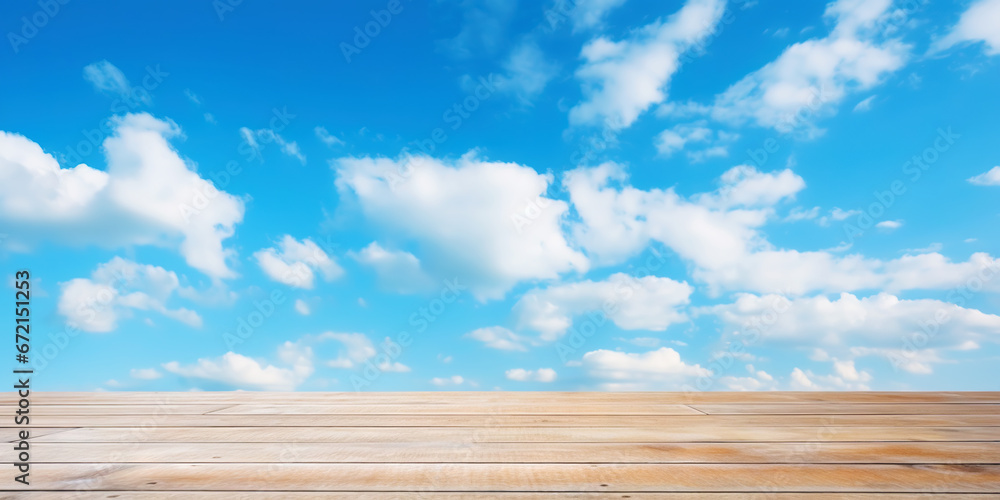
[2,0,999,391]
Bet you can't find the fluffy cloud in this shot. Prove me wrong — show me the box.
[849,346,939,375]
[439,0,515,58]
[163,342,313,391]
[719,364,777,391]
[301,332,411,373]
[567,0,628,32]
[704,292,1000,349]
[655,122,738,161]
[466,326,530,351]
[876,219,903,231]
[883,252,1000,292]
[566,162,1000,295]
[496,40,558,103]
[513,273,693,341]
[83,60,149,104]
[968,166,1000,186]
[314,126,345,148]
[335,153,588,300]
[58,257,202,333]
[351,242,434,294]
[316,332,378,369]
[933,0,1000,55]
[790,361,872,391]
[564,162,798,270]
[294,299,311,315]
[581,347,710,390]
[0,114,244,279]
[254,235,343,289]
[430,375,465,387]
[570,0,727,129]
[709,0,908,133]
[505,368,557,382]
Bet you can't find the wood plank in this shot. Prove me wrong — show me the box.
[13,404,707,417]
[19,463,1000,492]
[1,428,74,443]
[204,403,1000,415]
[27,426,1000,443]
[6,494,1000,499]
[24,404,234,415]
[8,413,1000,427]
[27,441,1000,464]
[691,403,1000,415]
[6,392,998,494]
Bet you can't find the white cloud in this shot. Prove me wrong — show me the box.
[901,242,943,254]
[853,95,876,112]
[710,0,908,133]
[130,368,162,380]
[849,346,940,375]
[83,60,148,104]
[316,332,377,369]
[505,368,557,382]
[378,361,411,373]
[254,235,343,289]
[568,0,628,32]
[513,273,693,341]
[956,340,980,351]
[163,341,313,391]
[570,0,727,129]
[719,364,777,391]
[695,165,806,210]
[0,114,244,279]
[496,40,558,103]
[466,326,530,351]
[655,122,738,161]
[294,299,311,316]
[876,219,903,231]
[439,0,515,58]
[564,162,799,270]
[335,152,588,300]
[314,126,345,147]
[933,0,1000,55]
[240,127,306,164]
[883,252,1000,292]
[784,206,820,222]
[790,362,871,391]
[581,347,710,390]
[566,162,1000,295]
[58,257,202,333]
[823,207,862,225]
[431,375,465,386]
[968,166,1000,186]
[351,242,434,294]
[704,292,1000,349]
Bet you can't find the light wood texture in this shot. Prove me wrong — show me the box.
[7,494,1000,500]
[2,391,998,496]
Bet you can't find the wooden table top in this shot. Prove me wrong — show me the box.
[2,391,999,498]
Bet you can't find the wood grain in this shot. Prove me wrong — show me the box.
[23,425,1000,442]
[2,391,998,495]
[18,463,1000,492]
